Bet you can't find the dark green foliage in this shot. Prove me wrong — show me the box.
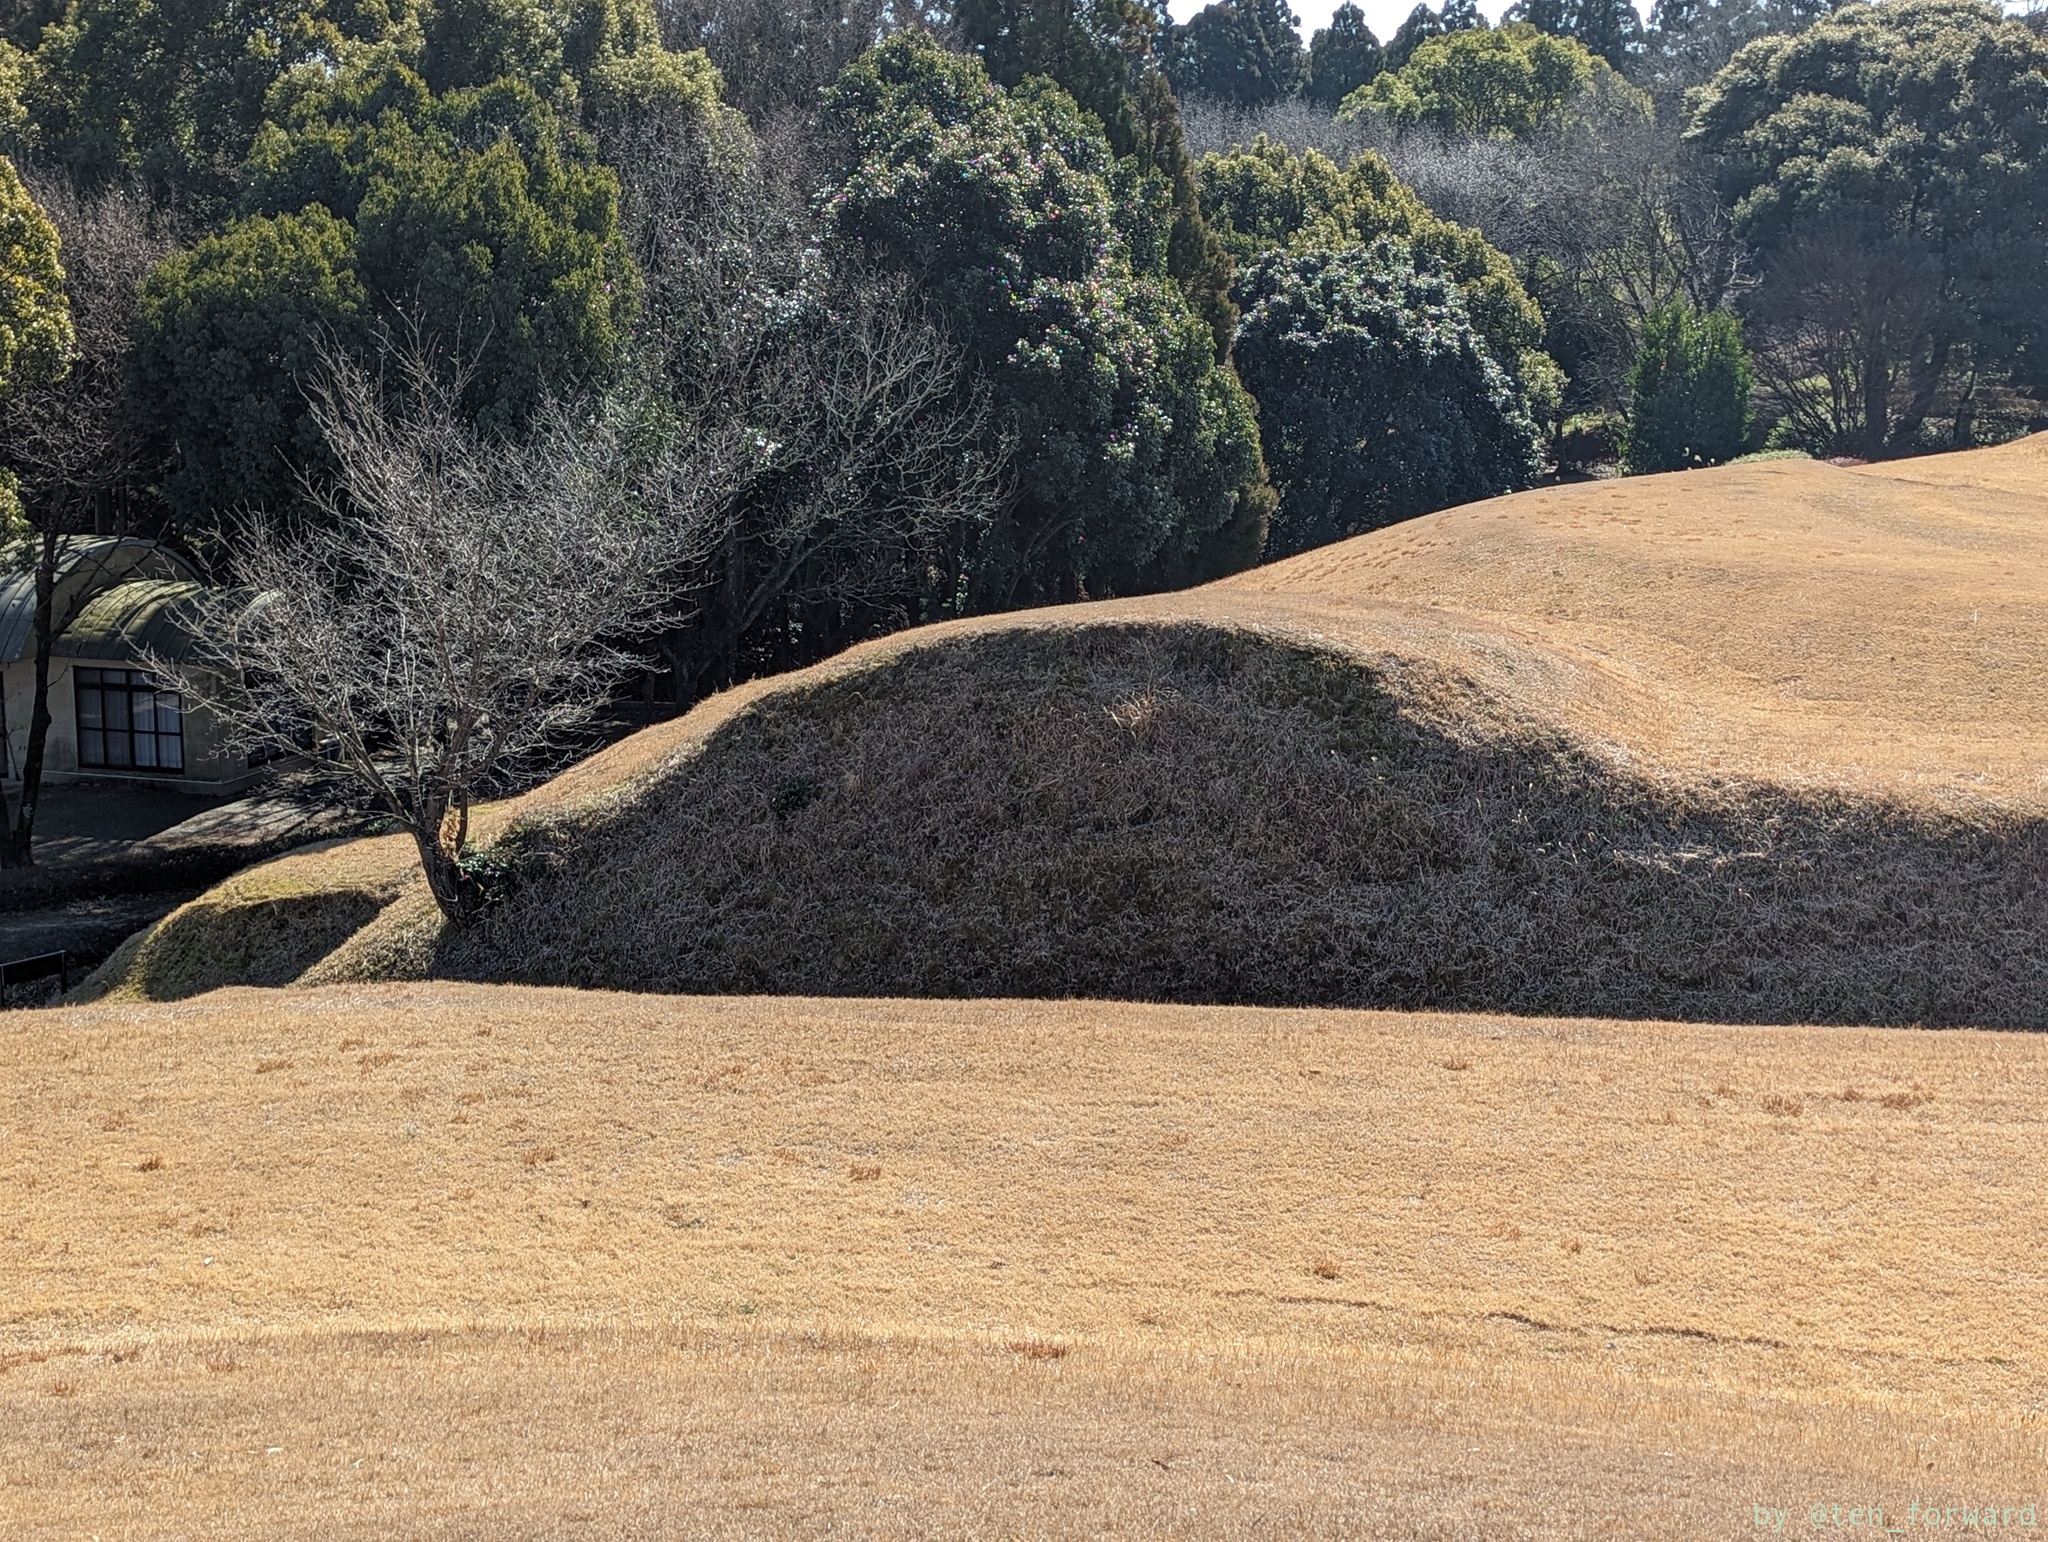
[0,0,62,49]
[1687,0,2048,452]
[1383,4,1441,70]
[1506,0,1568,33]
[1438,0,1482,32]
[1640,0,1833,102]
[1233,241,1540,558]
[1510,0,1641,71]
[1194,134,1559,431]
[22,0,424,206]
[421,0,573,93]
[1167,0,1308,108]
[953,0,1238,356]
[1306,3,1383,108]
[133,63,638,528]
[823,32,1271,600]
[1565,0,1644,72]
[130,207,369,525]
[952,0,1146,145]
[1622,301,1751,472]
[21,0,677,208]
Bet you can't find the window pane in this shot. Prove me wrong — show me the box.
[104,690,130,734]
[80,729,104,767]
[105,729,131,767]
[135,733,159,768]
[158,693,184,771]
[77,687,103,732]
[131,689,155,735]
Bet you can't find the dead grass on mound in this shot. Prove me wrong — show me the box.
[3,983,2042,1533]
[69,835,419,1004]
[424,624,2048,1025]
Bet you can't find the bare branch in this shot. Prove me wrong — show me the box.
[158,341,722,923]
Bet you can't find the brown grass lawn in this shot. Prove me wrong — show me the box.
[5,983,2043,1535]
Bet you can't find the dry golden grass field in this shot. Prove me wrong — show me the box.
[17,441,2048,1534]
[6,984,2044,1536]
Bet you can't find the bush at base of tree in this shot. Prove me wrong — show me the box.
[1233,240,1541,558]
[1622,301,1751,473]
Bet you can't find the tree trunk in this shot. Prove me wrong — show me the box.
[1860,344,1891,458]
[410,821,482,927]
[3,530,62,869]
[1890,333,1950,451]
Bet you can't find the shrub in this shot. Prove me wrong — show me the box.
[1556,410,1625,472]
[1622,302,1752,474]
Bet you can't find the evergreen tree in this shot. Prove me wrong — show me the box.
[1384,3,1443,69]
[133,63,644,527]
[824,32,1273,599]
[1566,0,1644,72]
[1169,0,1308,108]
[1688,0,2048,451]
[1306,3,1383,108]
[0,154,70,399]
[1197,135,1551,397]
[1342,23,1647,139]
[1505,0,1570,35]
[954,0,1239,357]
[1508,0,1641,70]
[1439,0,1484,33]
[1235,241,1541,556]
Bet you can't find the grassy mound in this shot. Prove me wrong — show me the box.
[74,837,415,1003]
[82,436,2048,1023]
[421,623,2042,1025]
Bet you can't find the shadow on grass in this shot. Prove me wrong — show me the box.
[418,623,2048,1029]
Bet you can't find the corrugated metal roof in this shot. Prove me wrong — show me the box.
[52,580,214,665]
[0,540,204,664]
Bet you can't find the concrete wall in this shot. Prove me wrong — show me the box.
[0,658,258,794]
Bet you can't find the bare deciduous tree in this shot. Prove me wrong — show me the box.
[167,347,720,924]
[0,173,170,866]
[607,94,1000,702]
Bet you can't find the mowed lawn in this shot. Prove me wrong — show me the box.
[3,983,2042,1535]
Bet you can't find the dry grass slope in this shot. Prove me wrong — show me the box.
[5,984,2043,1534]
[78,435,2048,1024]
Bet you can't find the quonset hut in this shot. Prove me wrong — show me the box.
[0,539,257,794]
